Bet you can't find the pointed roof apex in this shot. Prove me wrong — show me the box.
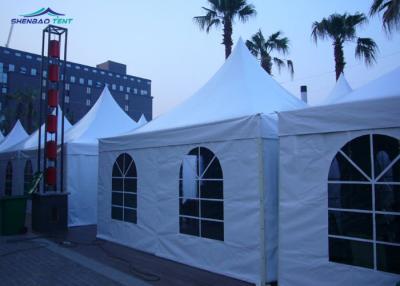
[0,120,29,152]
[322,73,352,104]
[137,114,148,127]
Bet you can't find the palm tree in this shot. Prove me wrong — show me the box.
[370,0,400,33]
[312,13,378,80]
[194,0,256,59]
[246,29,294,77]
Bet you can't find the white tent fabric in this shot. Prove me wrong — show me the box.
[64,86,138,226]
[336,66,400,103]
[322,73,352,104]
[278,68,400,285]
[97,39,306,284]
[0,121,28,152]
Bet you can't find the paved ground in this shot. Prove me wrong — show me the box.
[0,219,253,286]
[0,235,148,286]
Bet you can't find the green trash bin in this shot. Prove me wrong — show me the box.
[0,195,28,235]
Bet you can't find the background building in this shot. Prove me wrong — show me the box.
[0,46,152,133]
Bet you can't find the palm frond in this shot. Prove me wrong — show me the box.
[370,0,386,15]
[287,60,295,78]
[355,37,379,66]
[311,19,330,43]
[238,4,257,22]
[273,57,285,73]
[193,7,219,32]
[245,40,259,57]
[266,31,289,55]
[371,0,400,32]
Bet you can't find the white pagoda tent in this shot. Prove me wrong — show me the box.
[322,73,353,104]
[97,39,306,285]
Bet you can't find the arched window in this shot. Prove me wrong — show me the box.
[111,153,137,224]
[5,161,12,196]
[24,160,33,195]
[328,134,400,274]
[179,147,224,241]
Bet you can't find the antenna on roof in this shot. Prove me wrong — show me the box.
[5,24,14,48]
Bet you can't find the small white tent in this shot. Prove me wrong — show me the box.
[322,73,353,104]
[0,120,28,196]
[97,39,306,285]
[278,67,400,285]
[64,86,139,226]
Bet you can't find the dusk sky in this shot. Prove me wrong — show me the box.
[1,0,399,116]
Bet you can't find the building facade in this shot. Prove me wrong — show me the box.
[0,46,152,133]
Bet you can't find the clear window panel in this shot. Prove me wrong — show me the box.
[116,155,124,172]
[329,211,373,239]
[112,178,123,192]
[376,185,400,212]
[125,161,137,177]
[373,135,400,177]
[378,159,400,183]
[179,199,199,217]
[328,153,368,181]
[328,183,371,210]
[202,158,223,179]
[200,180,223,199]
[201,200,224,220]
[124,178,137,193]
[124,193,137,209]
[112,164,121,177]
[111,192,123,206]
[201,220,224,241]
[376,244,400,274]
[124,209,137,223]
[180,217,199,236]
[376,214,400,244]
[329,238,373,269]
[111,206,123,220]
[341,135,371,177]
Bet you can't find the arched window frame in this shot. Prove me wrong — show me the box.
[179,147,224,241]
[5,161,12,196]
[327,134,400,274]
[111,153,137,224]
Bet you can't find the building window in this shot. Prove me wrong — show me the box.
[26,55,32,60]
[92,69,97,73]
[119,85,124,92]
[66,63,71,68]
[15,52,21,57]
[36,57,41,61]
[43,70,47,78]
[147,81,151,85]
[5,161,12,196]
[140,90,148,96]
[75,65,80,70]
[130,77,134,81]
[20,67,27,74]
[31,68,37,76]
[1,73,7,84]
[65,96,70,103]
[0,62,3,72]
[133,88,137,94]
[137,79,141,83]
[123,76,127,79]
[96,81,102,88]
[70,76,75,83]
[125,94,129,100]
[126,87,130,93]
[124,105,129,111]
[86,99,91,106]
[1,87,7,94]
[9,64,15,72]
[108,73,113,77]
[116,74,120,78]
[88,79,93,86]
[100,71,105,75]
[86,87,91,94]
[111,153,137,223]
[24,160,33,195]
[84,67,89,71]
[79,78,84,84]
[179,147,224,241]
[328,134,400,274]
[65,83,70,91]
[3,50,10,54]
[42,79,46,87]
[112,84,116,90]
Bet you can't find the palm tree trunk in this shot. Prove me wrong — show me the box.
[261,57,272,75]
[334,40,345,80]
[223,18,233,59]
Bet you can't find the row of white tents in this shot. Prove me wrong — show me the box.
[0,87,147,226]
[1,38,398,285]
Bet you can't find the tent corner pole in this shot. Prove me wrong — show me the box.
[257,136,266,286]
